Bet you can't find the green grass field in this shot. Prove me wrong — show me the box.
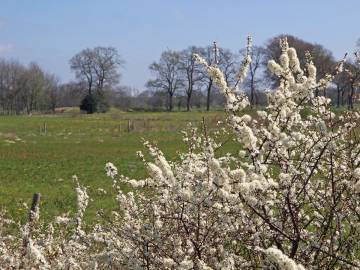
[0,110,228,223]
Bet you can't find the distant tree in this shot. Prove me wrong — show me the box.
[20,62,46,114]
[249,47,266,106]
[92,47,123,93]
[218,48,239,86]
[191,90,205,109]
[197,43,239,111]
[151,91,168,110]
[43,73,59,113]
[0,60,58,114]
[197,46,215,111]
[240,46,266,106]
[333,72,349,107]
[70,46,123,113]
[147,50,183,111]
[80,94,97,114]
[109,86,135,110]
[17,62,57,114]
[263,35,336,92]
[140,90,168,110]
[179,46,204,111]
[57,81,87,108]
[344,60,360,110]
[70,49,95,96]
[0,60,25,114]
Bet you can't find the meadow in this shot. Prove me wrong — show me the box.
[0,109,227,223]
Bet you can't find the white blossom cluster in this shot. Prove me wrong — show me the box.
[1,37,360,269]
[0,181,95,269]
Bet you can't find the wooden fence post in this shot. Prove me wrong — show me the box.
[29,193,41,222]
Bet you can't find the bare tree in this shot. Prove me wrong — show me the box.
[218,48,239,86]
[334,72,348,107]
[147,50,183,111]
[70,46,123,113]
[241,46,266,106]
[92,47,123,93]
[197,44,238,111]
[0,60,25,114]
[344,61,360,110]
[179,46,204,111]
[0,59,60,114]
[22,62,46,114]
[0,61,48,114]
[70,46,122,96]
[70,48,95,96]
[43,74,59,113]
[197,46,215,111]
[57,81,87,108]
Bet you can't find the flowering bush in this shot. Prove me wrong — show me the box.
[1,37,360,269]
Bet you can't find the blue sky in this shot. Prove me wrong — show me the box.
[0,0,359,89]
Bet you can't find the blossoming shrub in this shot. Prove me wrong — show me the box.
[1,37,360,269]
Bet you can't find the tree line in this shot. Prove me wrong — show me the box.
[0,34,359,114]
[0,60,58,114]
[146,35,360,111]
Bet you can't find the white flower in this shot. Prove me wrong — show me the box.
[257,110,267,119]
[179,258,194,270]
[162,257,176,268]
[353,168,360,179]
[105,162,118,179]
[97,188,107,194]
[259,247,306,270]
[26,239,49,267]
[55,216,72,224]
[268,60,283,76]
